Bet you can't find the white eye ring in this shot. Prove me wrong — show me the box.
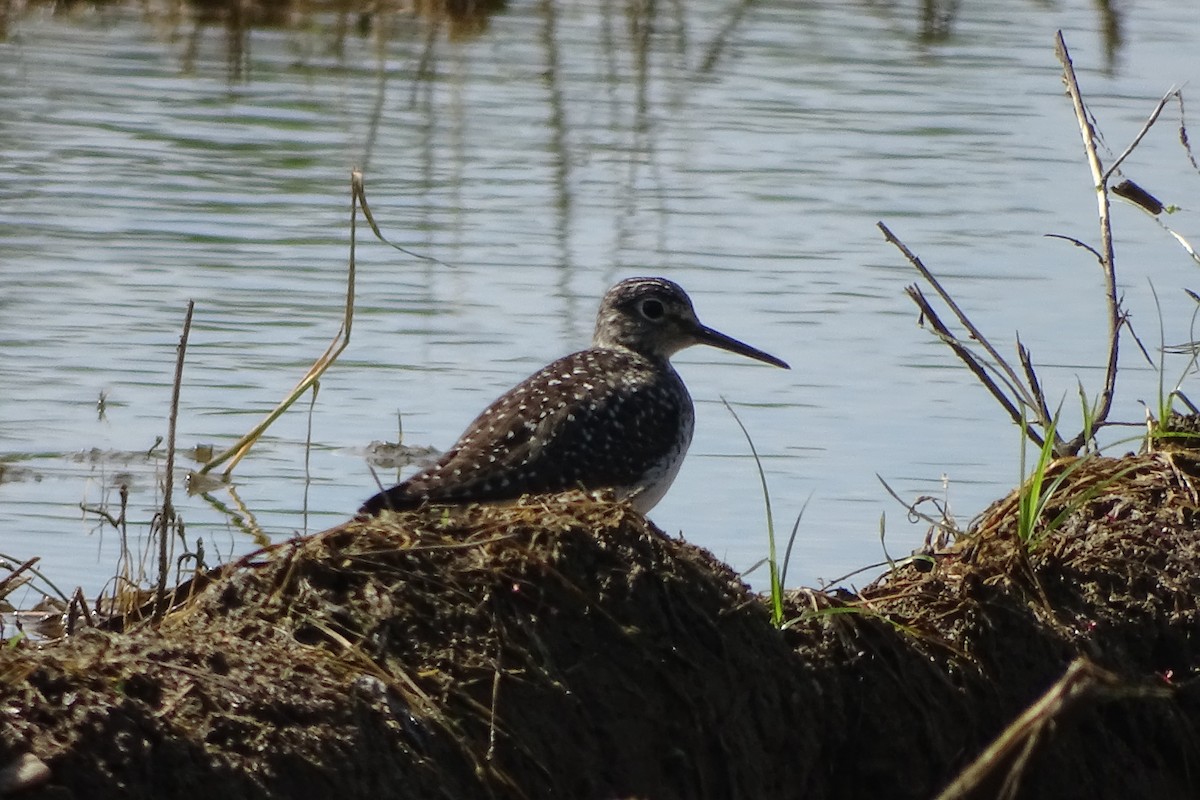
[640,299,665,320]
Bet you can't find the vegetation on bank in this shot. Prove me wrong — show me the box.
[1,461,1199,798]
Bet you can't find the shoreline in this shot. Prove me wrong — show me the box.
[2,451,1198,798]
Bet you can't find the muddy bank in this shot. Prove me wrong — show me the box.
[1,453,1198,799]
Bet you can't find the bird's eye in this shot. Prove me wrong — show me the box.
[640,299,665,320]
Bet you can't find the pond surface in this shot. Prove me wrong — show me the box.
[1,0,1199,599]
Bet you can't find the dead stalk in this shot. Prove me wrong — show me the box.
[0,558,40,600]
[1054,31,1120,453]
[193,168,451,482]
[198,170,362,478]
[883,32,1171,457]
[69,586,94,633]
[155,300,194,623]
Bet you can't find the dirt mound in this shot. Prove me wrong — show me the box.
[780,451,1200,798]
[1,455,1199,799]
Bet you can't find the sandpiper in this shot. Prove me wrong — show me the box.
[359,277,788,515]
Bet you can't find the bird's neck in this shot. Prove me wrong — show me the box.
[591,340,672,367]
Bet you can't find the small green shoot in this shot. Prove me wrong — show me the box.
[1016,410,1143,546]
[779,492,813,592]
[1017,413,1062,546]
[721,397,783,628]
[1076,380,1099,453]
[1150,282,1174,430]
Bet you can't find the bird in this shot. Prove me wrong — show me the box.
[359,276,789,516]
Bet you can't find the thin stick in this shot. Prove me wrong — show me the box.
[0,557,40,599]
[0,551,69,605]
[155,299,194,623]
[487,655,502,761]
[1044,233,1103,263]
[71,586,94,630]
[302,382,319,535]
[1055,30,1120,443]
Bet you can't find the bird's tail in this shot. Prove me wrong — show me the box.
[357,485,412,516]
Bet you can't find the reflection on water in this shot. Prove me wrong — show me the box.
[0,0,1199,600]
[166,0,510,78]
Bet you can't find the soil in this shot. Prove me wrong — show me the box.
[1,451,1199,799]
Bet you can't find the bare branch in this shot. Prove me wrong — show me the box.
[1055,30,1121,450]
[1044,233,1104,263]
[155,300,194,624]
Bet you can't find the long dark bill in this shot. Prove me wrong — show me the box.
[695,325,790,370]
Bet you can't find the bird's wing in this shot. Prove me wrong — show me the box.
[358,349,690,513]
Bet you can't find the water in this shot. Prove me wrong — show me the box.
[1,0,1199,601]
